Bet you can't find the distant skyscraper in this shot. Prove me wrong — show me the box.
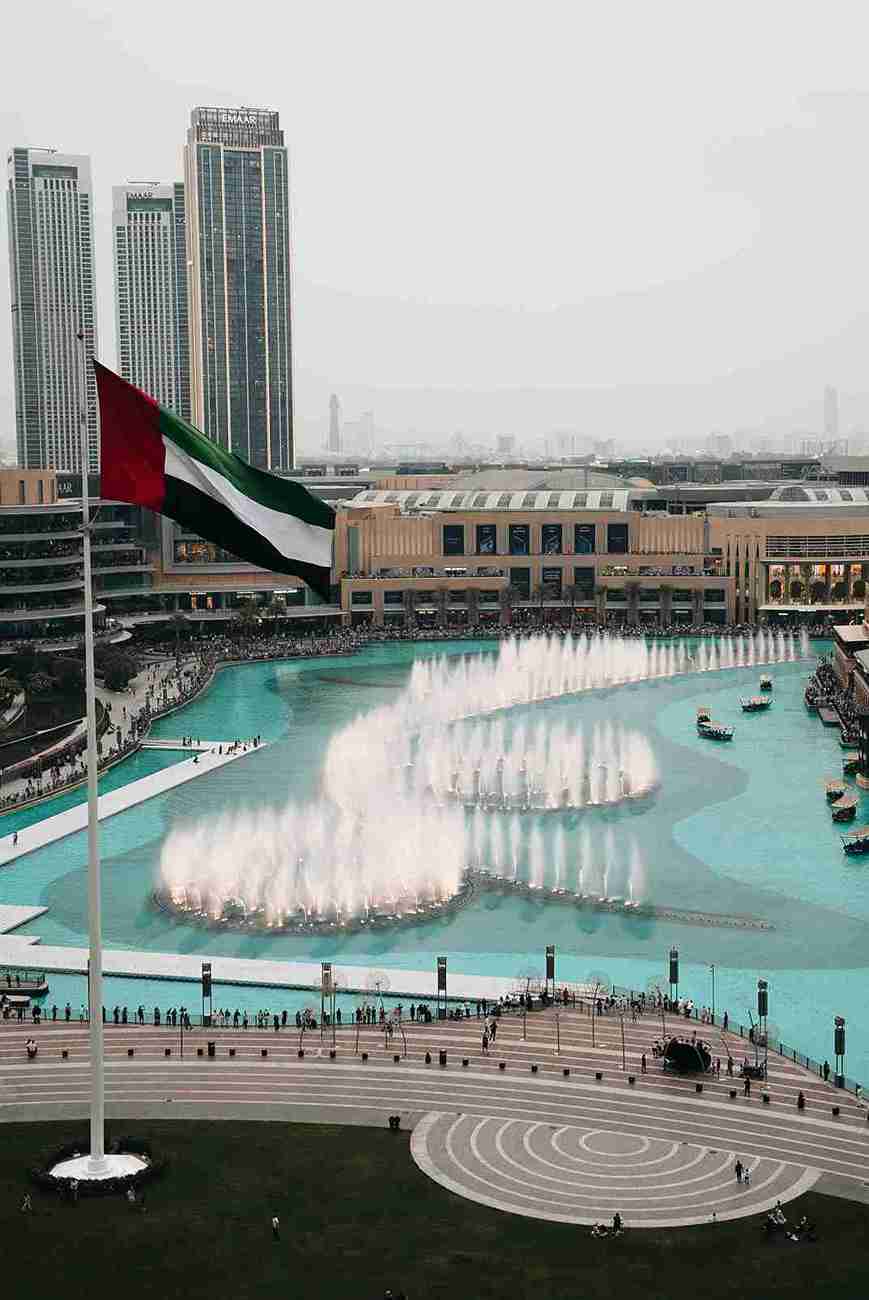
[328,393,341,454]
[185,107,293,470]
[113,183,190,420]
[824,385,839,440]
[6,148,99,471]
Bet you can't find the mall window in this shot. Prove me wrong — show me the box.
[18,481,25,505]
[442,524,465,556]
[575,524,596,554]
[573,566,594,597]
[541,566,562,597]
[384,590,404,606]
[704,589,726,602]
[476,523,497,555]
[607,523,628,554]
[509,524,530,555]
[351,590,373,605]
[510,567,531,599]
[541,523,562,555]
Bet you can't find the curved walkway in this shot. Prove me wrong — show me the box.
[2,1005,866,1228]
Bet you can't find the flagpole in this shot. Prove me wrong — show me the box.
[79,336,105,1173]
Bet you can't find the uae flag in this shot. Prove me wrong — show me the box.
[94,362,335,600]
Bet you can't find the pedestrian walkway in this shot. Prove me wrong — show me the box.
[0,741,263,868]
[0,1008,864,1228]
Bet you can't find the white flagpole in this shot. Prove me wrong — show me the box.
[78,335,105,1173]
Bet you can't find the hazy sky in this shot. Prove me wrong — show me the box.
[3,0,869,452]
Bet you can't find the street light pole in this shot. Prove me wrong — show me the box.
[709,963,716,1023]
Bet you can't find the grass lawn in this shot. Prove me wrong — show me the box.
[1,1120,867,1300]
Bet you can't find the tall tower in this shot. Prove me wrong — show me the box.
[328,393,341,454]
[185,107,293,470]
[824,385,840,441]
[113,182,190,419]
[6,148,99,471]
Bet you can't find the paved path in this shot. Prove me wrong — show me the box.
[1,1006,865,1228]
[0,905,47,934]
[0,941,552,1001]
[0,741,262,868]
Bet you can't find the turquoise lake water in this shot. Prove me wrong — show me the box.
[1,639,867,1082]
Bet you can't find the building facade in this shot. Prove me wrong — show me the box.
[185,107,293,471]
[336,488,732,628]
[6,148,99,473]
[113,182,190,419]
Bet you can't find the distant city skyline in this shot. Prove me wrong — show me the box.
[4,4,869,465]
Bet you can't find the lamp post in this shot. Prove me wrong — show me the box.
[709,963,716,1023]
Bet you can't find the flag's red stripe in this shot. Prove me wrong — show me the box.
[95,362,166,510]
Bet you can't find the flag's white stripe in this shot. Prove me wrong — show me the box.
[164,438,333,570]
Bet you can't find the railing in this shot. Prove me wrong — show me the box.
[610,984,865,1098]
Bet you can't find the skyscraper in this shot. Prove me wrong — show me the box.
[113,182,190,420]
[328,393,341,454]
[185,107,293,470]
[824,385,839,440]
[6,148,99,471]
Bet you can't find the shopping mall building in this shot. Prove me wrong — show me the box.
[1,466,869,647]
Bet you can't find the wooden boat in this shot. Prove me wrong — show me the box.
[697,720,733,741]
[760,676,773,691]
[696,706,711,724]
[740,697,772,712]
[832,794,858,822]
[826,779,848,802]
[842,827,869,855]
[841,729,861,749]
[843,752,861,776]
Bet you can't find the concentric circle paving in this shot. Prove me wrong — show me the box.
[411,1112,821,1227]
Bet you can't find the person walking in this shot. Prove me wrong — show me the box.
[641,1052,646,1074]
[734,1158,744,1184]
[271,1214,280,1241]
[743,1165,751,1188]
[481,1028,489,1056]
[744,1075,751,1097]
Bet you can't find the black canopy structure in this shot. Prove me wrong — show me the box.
[662,1037,711,1074]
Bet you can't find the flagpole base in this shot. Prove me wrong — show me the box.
[49,1153,146,1182]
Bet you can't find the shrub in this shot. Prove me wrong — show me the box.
[102,653,136,692]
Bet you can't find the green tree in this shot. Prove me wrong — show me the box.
[102,653,136,692]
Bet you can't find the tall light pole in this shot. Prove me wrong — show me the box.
[709,963,716,1023]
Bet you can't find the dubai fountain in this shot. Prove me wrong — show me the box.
[155,629,807,933]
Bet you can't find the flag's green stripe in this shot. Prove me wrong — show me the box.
[162,477,333,602]
[157,407,335,532]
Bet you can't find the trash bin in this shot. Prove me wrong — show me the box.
[439,1049,447,1067]
[207,1040,216,1058]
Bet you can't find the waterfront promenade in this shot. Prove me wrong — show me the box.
[1,1005,865,1227]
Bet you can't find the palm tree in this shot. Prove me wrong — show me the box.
[234,599,262,642]
[264,598,285,636]
[170,612,188,666]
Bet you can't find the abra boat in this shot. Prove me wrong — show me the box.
[760,676,773,691]
[740,697,772,713]
[843,752,861,776]
[832,794,858,823]
[696,706,711,724]
[697,720,734,741]
[842,826,869,855]
[826,779,848,802]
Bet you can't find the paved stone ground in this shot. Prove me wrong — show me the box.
[1,1006,865,1228]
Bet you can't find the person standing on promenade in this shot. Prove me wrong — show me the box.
[734,1159,744,1184]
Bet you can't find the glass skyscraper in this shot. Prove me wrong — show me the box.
[6,148,99,472]
[185,107,293,470]
[113,182,190,420]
